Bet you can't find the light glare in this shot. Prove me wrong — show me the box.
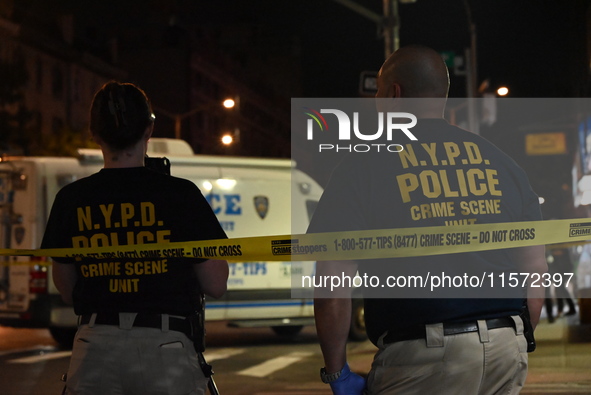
[216,178,236,190]
[497,87,509,96]
[223,99,235,109]
[221,134,233,145]
[202,181,213,192]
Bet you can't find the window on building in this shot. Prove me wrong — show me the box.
[32,111,42,134]
[52,65,64,99]
[72,69,80,102]
[52,117,64,134]
[36,59,43,92]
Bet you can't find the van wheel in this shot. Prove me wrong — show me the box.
[348,299,367,341]
[49,327,77,349]
[272,325,303,337]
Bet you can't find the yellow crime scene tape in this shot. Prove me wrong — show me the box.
[0,218,590,265]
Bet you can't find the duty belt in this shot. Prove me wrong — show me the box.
[383,316,515,344]
[80,313,190,334]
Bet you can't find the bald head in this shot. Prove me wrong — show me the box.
[376,45,450,99]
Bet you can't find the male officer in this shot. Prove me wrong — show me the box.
[310,45,547,395]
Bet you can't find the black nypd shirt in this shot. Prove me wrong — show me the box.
[307,119,542,345]
[41,167,227,316]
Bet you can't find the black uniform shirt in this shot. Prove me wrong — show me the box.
[42,167,227,316]
[308,119,542,345]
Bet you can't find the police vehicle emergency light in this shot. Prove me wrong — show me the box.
[0,139,365,346]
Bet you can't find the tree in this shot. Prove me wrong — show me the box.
[31,125,98,157]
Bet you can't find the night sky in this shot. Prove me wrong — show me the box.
[214,0,587,218]
[28,0,588,99]
[8,0,589,218]
[197,0,589,98]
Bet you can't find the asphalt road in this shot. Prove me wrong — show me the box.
[1,314,590,395]
[0,322,339,395]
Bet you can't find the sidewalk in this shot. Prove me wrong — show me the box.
[523,314,591,394]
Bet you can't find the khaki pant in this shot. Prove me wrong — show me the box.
[366,316,528,395]
[65,313,208,395]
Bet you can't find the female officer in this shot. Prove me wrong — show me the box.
[42,81,228,395]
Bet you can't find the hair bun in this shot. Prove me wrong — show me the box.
[90,81,153,151]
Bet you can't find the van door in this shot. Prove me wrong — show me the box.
[0,161,48,324]
[0,167,14,313]
[211,166,313,324]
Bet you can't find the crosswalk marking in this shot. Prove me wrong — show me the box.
[238,351,313,378]
[521,383,591,393]
[204,347,245,362]
[3,346,314,380]
[254,392,328,395]
[253,383,330,395]
[5,347,245,365]
[8,350,72,364]
[0,345,55,358]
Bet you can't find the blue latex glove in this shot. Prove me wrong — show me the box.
[329,363,367,395]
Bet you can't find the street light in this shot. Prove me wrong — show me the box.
[153,97,237,139]
[221,134,233,145]
[222,98,236,109]
[497,86,509,96]
[221,128,240,147]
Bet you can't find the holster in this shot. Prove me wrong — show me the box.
[520,303,536,353]
[188,296,218,394]
[187,309,206,353]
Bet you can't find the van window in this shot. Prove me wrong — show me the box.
[306,200,318,221]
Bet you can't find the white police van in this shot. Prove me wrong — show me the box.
[0,139,367,346]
